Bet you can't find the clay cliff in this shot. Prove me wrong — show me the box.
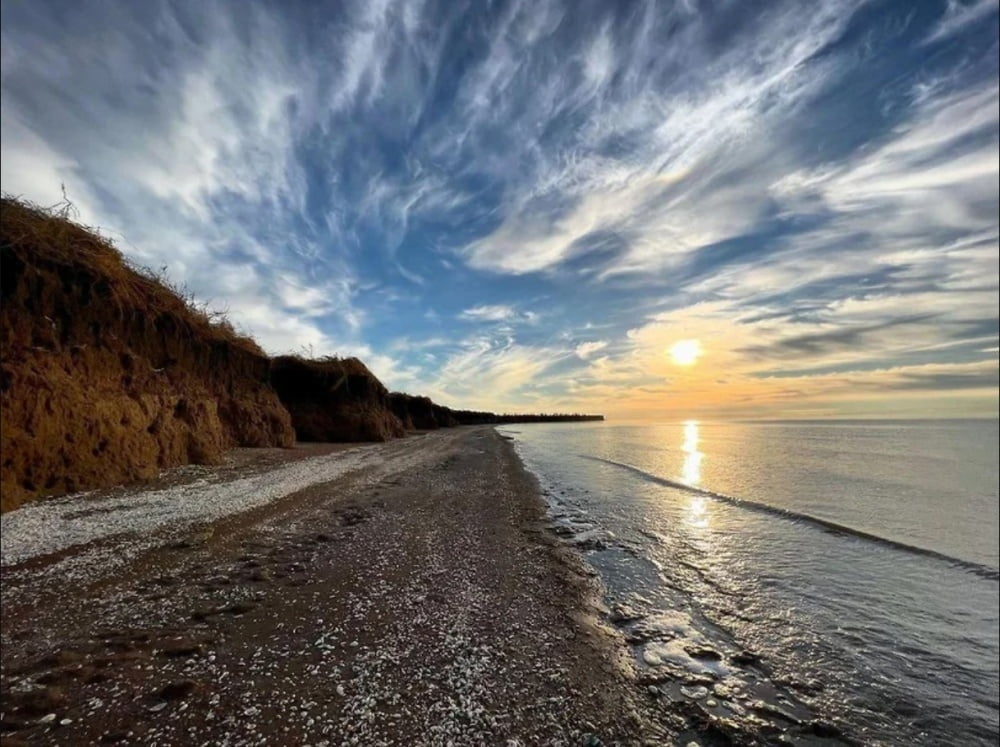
[270,356,405,442]
[0,199,294,512]
[0,198,603,512]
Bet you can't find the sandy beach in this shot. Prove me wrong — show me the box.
[0,427,653,745]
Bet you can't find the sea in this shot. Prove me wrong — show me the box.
[497,419,999,745]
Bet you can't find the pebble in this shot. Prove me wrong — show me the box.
[680,685,710,699]
[39,713,57,724]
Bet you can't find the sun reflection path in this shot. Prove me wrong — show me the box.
[682,420,702,486]
[681,421,708,527]
[689,496,709,528]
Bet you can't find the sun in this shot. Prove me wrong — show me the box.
[669,339,702,366]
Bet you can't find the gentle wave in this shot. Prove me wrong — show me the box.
[581,455,1000,582]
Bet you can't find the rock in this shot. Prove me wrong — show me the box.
[730,650,760,666]
[35,669,70,686]
[336,508,368,527]
[159,640,204,658]
[221,601,256,616]
[685,646,722,661]
[0,716,28,733]
[158,680,198,701]
[15,687,65,715]
[804,720,843,739]
[40,650,84,668]
[680,685,710,700]
[38,714,57,724]
[608,605,643,624]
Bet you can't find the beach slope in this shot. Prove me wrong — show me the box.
[0,427,645,745]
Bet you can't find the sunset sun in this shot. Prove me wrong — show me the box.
[669,339,702,366]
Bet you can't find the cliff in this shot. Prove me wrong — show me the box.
[0,198,604,512]
[389,393,440,430]
[270,356,405,442]
[0,199,294,512]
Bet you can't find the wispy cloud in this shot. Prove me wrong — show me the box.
[924,0,999,44]
[575,341,608,359]
[459,0,861,276]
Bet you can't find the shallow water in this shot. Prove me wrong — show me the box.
[500,419,1000,745]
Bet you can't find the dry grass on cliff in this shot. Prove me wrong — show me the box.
[0,196,262,357]
[270,356,406,442]
[1,196,294,512]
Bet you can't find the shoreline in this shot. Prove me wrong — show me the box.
[0,427,654,745]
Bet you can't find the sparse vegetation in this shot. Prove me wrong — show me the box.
[270,356,405,442]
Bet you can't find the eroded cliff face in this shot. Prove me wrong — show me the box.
[1,199,604,512]
[270,356,406,443]
[0,199,294,512]
[389,393,446,430]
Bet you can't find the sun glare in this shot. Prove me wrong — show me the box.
[669,339,702,366]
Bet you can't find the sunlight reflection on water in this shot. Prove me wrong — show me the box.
[503,420,1000,746]
[681,421,709,527]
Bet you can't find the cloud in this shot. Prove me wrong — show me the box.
[0,2,377,359]
[575,341,608,359]
[924,0,999,44]
[409,333,571,412]
[774,82,999,250]
[2,0,995,418]
[458,305,539,325]
[459,305,519,322]
[459,0,860,276]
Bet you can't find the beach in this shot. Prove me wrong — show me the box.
[0,427,650,745]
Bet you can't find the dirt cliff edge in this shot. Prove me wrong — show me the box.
[0,199,294,512]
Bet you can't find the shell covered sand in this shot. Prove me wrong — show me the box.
[0,428,651,745]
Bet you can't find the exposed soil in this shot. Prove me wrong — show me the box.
[0,198,293,512]
[0,428,658,746]
[270,356,405,443]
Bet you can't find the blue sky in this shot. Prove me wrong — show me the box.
[2,0,997,418]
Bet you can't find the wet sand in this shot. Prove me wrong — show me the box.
[0,427,656,745]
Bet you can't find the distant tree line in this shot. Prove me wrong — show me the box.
[446,410,604,425]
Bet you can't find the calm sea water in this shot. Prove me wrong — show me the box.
[499,420,999,745]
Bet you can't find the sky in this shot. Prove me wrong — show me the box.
[1,0,998,419]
